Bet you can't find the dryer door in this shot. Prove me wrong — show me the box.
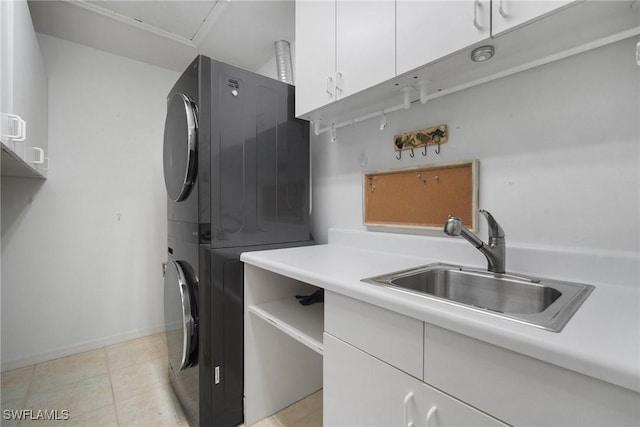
[164,260,198,372]
[163,93,198,202]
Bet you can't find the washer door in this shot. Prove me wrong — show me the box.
[163,93,198,202]
[164,260,198,372]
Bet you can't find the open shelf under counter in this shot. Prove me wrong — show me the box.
[248,297,324,355]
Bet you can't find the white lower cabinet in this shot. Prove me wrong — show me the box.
[423,323,640,427]
[324,333,507,427]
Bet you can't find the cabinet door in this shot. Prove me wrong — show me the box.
[324,333,507,427]
[335,0,395,99]
[295,0,336,118]
[10,0,48,175]
[397,0,490,75]
[492,0,575,36]
[1,0,13,146]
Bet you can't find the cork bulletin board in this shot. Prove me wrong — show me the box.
[363,160,478,231]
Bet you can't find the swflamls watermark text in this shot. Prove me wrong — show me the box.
[3,409,70,421]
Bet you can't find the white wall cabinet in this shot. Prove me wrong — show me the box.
[324,333,507,427]
[294,0,336,116]
[397,0,491,75]
[335,0,395,101]
[295,0,631,125]
[295,0,395,118]
[491,0,575,36]
[1,0,48,179]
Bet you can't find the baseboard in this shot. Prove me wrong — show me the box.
[0,324,166,372]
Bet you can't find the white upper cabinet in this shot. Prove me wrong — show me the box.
[295,0,634,124]
[1,0,48,178]
[335,0,395,100]
[397,0,491,75]
[295,0,336,117]
[13,0,48,176]
[491,0,575,36]
[295,0,395,118]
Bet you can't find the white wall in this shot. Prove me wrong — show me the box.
[1,34,180,370]
[310,37,640,258]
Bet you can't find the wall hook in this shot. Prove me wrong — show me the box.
[435,143,441,154]
[422,145,428,156]
[379,110,388,131]
[330,124,337,142]
[396,151,402,160]
[410,148,415,158]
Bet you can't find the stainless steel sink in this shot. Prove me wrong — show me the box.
[362,263,594,332]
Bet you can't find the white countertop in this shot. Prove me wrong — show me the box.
[241,228,640,393]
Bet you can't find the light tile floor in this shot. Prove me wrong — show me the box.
[0,333,321,427]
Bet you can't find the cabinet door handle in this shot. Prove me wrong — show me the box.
[335,72,343,94]
[1,114,26,142]
[499,0,508,17]
[426,405,438,426]
[473,0,483,30]
[29,147,44,164]
[43,157,50,171]
[14,117,26,142]
[326,76,334,97]
[403,391,414,427]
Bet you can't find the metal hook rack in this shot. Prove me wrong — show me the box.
[310,79,433,137]
[394,124,448,160]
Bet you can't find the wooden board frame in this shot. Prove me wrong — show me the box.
[363,160,478,231]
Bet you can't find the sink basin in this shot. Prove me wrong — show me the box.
[362,263,594,332]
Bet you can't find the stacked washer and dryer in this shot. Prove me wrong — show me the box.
[162,56,312,427]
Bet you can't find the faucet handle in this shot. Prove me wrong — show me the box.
[479,210,505,238]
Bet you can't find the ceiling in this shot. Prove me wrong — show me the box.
[28,0,296,73]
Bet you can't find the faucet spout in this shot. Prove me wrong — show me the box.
[444,211,506,274]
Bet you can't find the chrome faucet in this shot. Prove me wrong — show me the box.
[444,210,506,274]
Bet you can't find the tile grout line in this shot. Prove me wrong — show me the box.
[16,364,37,427]
[8,333,167,426]
[103,345,121,427]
